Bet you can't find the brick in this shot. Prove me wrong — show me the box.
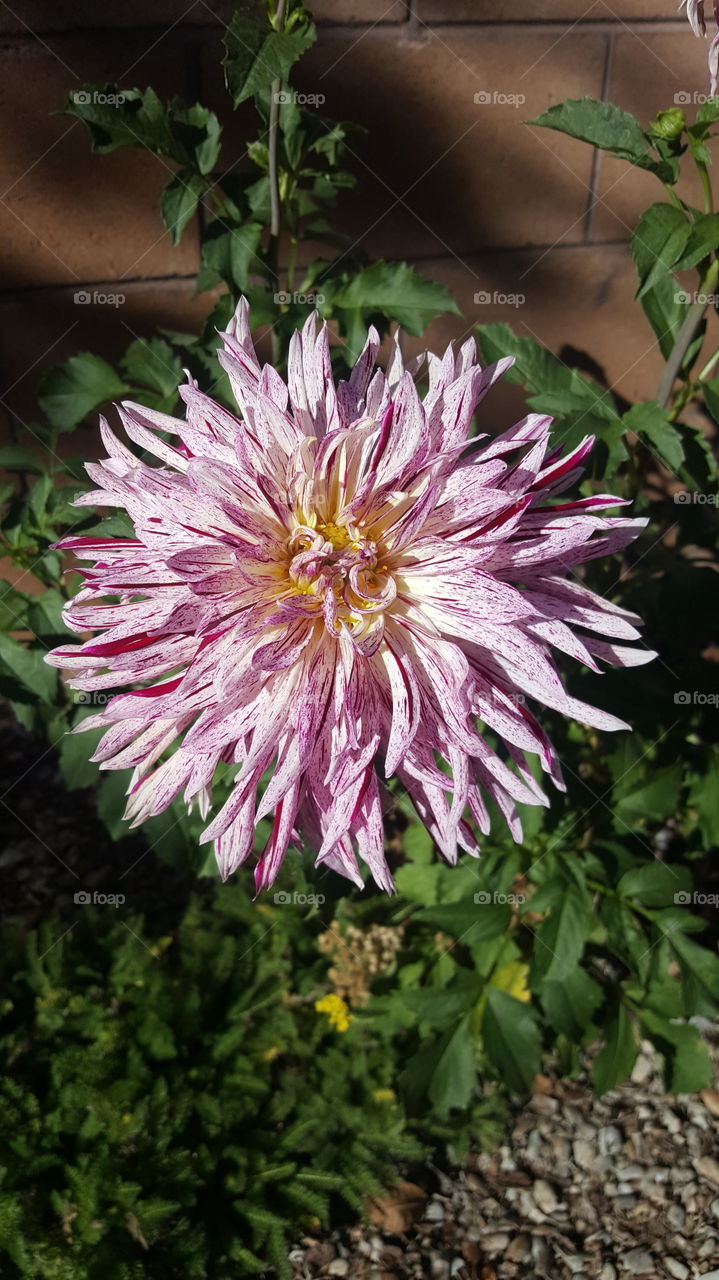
[0,37,199,290]
[592,31,710,241]
[0,0,406,33]
[205,25,606,261]
[400,243,719,408]
[0,280,216,436]
[416,0,680,20]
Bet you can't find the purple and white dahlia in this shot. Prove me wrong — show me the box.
[48,300,653,892]
[681,0,719,94]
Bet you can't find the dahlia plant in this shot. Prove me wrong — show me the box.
[47,300,653,892]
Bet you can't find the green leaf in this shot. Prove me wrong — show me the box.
[476,322,627,475]
[121,338,183,408]
[622,401,684,474]
[482,988,541,1094]
[531,882,592,983]
[416,901,511,945]
[0,444,43,474]
[394,861,441,906]
[632,205,690,298]
[402,976,481,1027]
[37,354,128,431]
[539,967,603,1041]
[329,262,461,337]
[222,8,316,107]
[631,205,691,358]
[58,714,104,791]
[688,749,719,845]
[160,170,206,245]
[637,1009,712,1093]
[427,1017,477,1113]
[530,97,654,167]
[196,222,265,293]
[0,634,57,703]
[591,1004,638,1093]
[27,589,70,642]
[613,762,682,826]
[674,211,719,271]
[617,862,692,908]
[664,928,719,1013]
[0,584,29,631]
[64,87,221,175]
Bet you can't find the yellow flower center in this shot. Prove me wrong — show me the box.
[316,520,351,550]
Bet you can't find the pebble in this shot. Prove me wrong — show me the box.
[573,1139,596,1170]
[695,1155,719,1185]
[480,1231,509,1254]
[620,1247,655,1272]
[327,1261,348,1277]
[532,1179,558,1215]
[664,1260,689,1280]
[667,1204,686,1229]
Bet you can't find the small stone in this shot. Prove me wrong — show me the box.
[667,1204,686,1229]
[599,1126,623,1155]
[532,1179,558,1215]
[327,1262,349,1277]
[599,1267,617,1280]
[480,1231,509,1255]
[631,1053,655,1085]
[505,1234,531,1263]
[664,1261,689,1280]
[664,1111,681,1134]
[573,1139,596,1170]
[424,1201,445,1222]
[695,1156,719,1185]
[530,1094,559,1115]
[621,1247,655,1273]
[701,1088,719,1118]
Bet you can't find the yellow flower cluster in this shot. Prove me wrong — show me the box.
[314,993,352,1032]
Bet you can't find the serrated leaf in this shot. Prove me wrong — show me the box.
[617,862,692,908]
[623,401,684,474]
[0,634,57,703]
[58,713,104,791]
[160,170,206,245]
[532,882,592,983]
[222,8,316,107]
[121,338,183,408]
[330,262,460,337]
[613,761,682,826]
[64,87,221,174]
[37,355,128,431]
[482,988,541,1094]
[673,211,719,270]
[197,222,264,293]
[427,1017,477,1113]
[530,97,653,165]
[688,749,719,845]
[638,1009,712,1093]
[631,205,691,358]
[416,901,511,945]
[539,967,603,1040]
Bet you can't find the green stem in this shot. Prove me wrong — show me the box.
[697,161,714,214]
[657,257,719,408]
[267,0,288,365]
[663,182,686,213]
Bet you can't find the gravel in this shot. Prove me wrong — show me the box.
[290,1040,719,1280]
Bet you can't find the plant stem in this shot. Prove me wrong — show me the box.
[657,257,719,408]
[267,0,288,365]
[698,161,714,214]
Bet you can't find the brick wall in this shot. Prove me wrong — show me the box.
[0,0,713,441]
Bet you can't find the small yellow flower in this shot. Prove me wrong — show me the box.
[314,993,352,1032]
[262,1046,280,1061]
[372,1088,396,1103]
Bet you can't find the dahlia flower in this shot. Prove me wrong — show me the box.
[47,299,653,892]
[681,0,719,93]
